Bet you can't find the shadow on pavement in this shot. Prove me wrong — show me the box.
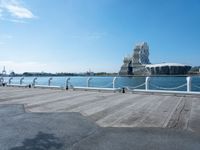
[10,131,63,150]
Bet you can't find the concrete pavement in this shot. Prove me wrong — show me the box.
[0,104,199,150]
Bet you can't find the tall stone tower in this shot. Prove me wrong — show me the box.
[132,42,150,64]
[119,42,151,75]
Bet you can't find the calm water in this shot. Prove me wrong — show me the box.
[2,76,200,92]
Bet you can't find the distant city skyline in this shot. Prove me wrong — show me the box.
[0,0,200,73]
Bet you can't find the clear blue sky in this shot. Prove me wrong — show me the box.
[0,0,200,73]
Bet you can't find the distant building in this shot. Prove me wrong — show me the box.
[145,63,191,75]
[119,42,191,75]
[9,71,15,76]
[1,66,6,76]
[85,69,94,76]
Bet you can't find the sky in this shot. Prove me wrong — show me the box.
[0,0,200,73]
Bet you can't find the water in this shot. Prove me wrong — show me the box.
[2,76,200,92]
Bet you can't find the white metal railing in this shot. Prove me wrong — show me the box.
[9,77,13,84]
[145,76,150,90]
[0,77,5,86]
[113,77,117,88]
[193,84,200,89]
[20,77,24,85]
[87,77,92,87]
[72,77,120,91]
[48,77,53,86]
[65,77,71,90]
[150,83,187,90]
[127,76,198,95]
[33,77,62,89]
[1,76,200,94]
[32,77,37,87]
[186,76,192,92]
[123,83,146,90]
[6,77,30,87]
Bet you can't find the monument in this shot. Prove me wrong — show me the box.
[119,42,191,75]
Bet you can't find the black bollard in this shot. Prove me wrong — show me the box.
[122,87,125,93]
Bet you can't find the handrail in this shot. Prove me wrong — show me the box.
[193,84,200,89]
[1,76,200,94]
[150,83,187,90]
[125,83,146,90]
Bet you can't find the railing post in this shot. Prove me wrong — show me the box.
[65,77,70,90]
[9,77,13,84]
[145,76,150,90]
[48,77,53,86]
[87,77,92,87]
[113,77,117,89]
[20,77,24,85]
[186,76,192,92]
[0,77,4,85]
[32,77,37,87]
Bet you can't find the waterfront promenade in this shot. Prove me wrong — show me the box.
[0,86,200,132]
[0,87,200,149]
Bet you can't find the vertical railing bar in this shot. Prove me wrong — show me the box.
[32,77,37,87]
[9,77,13,84]
[87,77,92,87]
[48,77,53,86]
[65,77,71,90]
[145,76,150,91]
[186,76,192,92]
[113,77,117,89]
[20,77,24,85]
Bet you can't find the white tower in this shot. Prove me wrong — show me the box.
[2,66,6,76]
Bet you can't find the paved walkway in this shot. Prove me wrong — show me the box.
[0,87,200,134]
[0,104,200,150]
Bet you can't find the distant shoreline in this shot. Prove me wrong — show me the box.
[1,73,200,77]
[0,72,118,77]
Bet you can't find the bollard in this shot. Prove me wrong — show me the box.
[145,77,150,90]
[87,77,92,87]
[113,77,117,89]
[122,87,125,93]
[65,78,70,90]
[20,77,24,85]
[48,77,53,86]
[186,76,192,92]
